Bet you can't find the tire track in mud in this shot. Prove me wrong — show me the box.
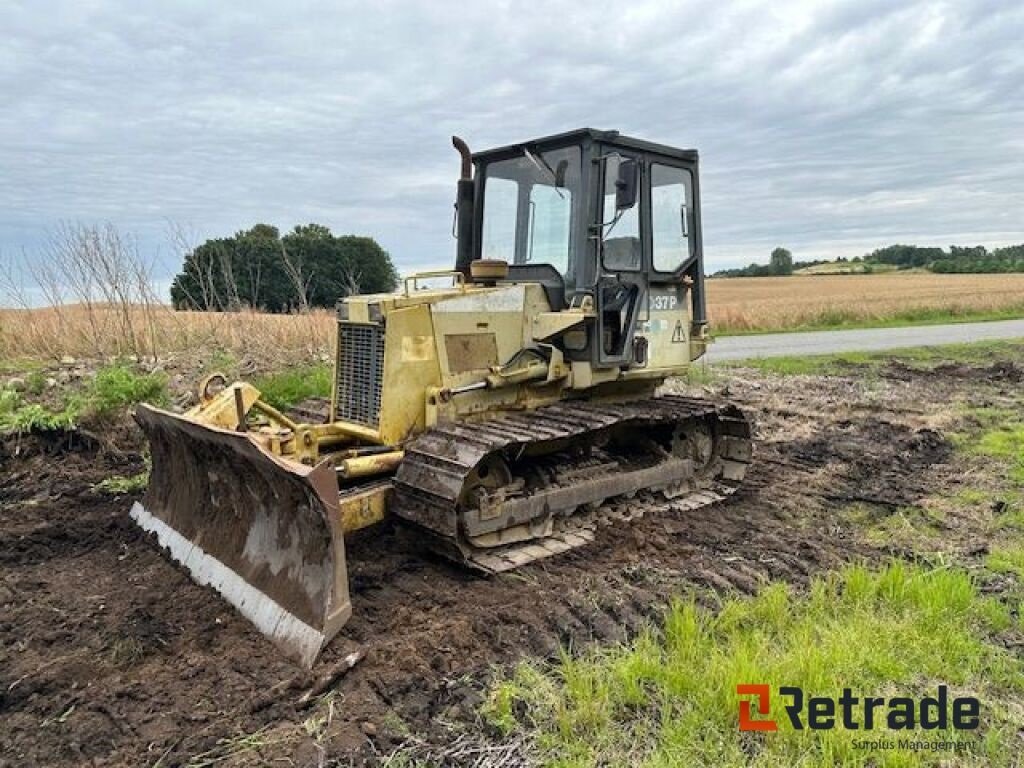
[0,374,967,766]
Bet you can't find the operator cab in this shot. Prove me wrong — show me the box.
[462,128,707,367]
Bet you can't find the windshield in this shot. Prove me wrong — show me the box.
[480,146,582,288]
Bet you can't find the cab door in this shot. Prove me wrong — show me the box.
[595,151,646,367]
[644,160,698,369]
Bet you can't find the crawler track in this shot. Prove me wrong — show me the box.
[393,395,753,571]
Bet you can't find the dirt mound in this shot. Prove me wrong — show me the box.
[0,362,991,766]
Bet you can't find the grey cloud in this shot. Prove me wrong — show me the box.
[2,0,1023,297]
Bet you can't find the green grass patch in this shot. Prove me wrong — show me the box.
[0,388,82,433]
[729,339,1024,377]
[483,562,1023,767]
[954,407,1024,488]
[89,364,168,417]
[974,427,1024,486]
[716,305,1024,337]
[93,469,150,495]
[985,537,1024,581]
[842,504,948,551]
[253,364,332,411]
[0,363,168,435]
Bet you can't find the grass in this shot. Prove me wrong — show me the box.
[182,692,342,768]
[90,364,168,416]
[483,562,1023,767]
[93,469,150,495]
[954,407,1024,488]
[974,427,1024,486]
[0,363,168,434]
[986,542,1024,580]
[0,303,335,363]
[0,388,82,433]
[841,504,948,551]
[953,405,1024,587]
[728,339,1024,377]
[253,363,332,410]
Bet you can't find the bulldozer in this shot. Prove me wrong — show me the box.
[132,128,752,667]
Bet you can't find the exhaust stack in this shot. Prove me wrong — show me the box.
[452,136,475,277]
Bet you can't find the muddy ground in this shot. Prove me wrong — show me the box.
[1,355,1021,767]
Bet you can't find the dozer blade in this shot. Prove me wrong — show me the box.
[131,404,351,668]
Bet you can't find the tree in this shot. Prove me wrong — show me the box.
[769,247,793,276]
[170,223,398,311]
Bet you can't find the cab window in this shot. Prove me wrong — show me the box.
[601,155,641,271]
[651,163,693,272]
[479,146,581,285]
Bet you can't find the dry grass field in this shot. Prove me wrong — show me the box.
[0,304,335,365]
[2,272,1024,362]
[707,272,1024,333]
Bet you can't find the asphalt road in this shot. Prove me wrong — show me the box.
[707,318,1024,362]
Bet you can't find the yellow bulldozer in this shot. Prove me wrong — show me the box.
[132,129,752,666]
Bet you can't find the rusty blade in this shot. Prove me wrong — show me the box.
[132,404,351,668]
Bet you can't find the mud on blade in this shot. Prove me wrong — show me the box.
[132,404,351,667]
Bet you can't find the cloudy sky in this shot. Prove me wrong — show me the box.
[3,0,1023,300]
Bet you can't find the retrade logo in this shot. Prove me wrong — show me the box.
[736,684,980,732]
[737,684,778,731]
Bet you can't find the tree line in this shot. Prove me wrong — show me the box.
[714,247,797,277]
[864,244,1024,273]
[713,243,1024,277]
[170,223,399,312]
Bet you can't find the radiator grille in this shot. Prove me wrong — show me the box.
[335,322,385,428]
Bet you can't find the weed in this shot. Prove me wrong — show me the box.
[108,636,146,667]
[302,691,339,746]
[89,364,168,417]
[0,388,82,434]
[253,364,332,411]
[484,562,1023,767]
[25,371,47,395]
[185,726,285,768]
[93,469,150,495]
[0,362,168,435]
[684,363,719,386]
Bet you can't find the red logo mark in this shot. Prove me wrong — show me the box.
[737,684,778,731]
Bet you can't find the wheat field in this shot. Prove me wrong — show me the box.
[2,273,1024,362]
[706,272,1024,333]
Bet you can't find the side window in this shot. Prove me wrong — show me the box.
[651,164,693,272]
[481,177,518,262]
[601,156,641,271]
[526,184,571,274]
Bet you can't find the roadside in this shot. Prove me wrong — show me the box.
[708,318,1024,361]
[713,306,1024,337]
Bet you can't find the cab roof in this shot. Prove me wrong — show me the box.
[471,128,698,163]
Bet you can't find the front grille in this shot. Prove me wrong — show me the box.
[335,322,385,428]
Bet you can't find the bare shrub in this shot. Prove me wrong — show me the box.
[0,222,334,365]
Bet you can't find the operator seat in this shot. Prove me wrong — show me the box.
[602,237,642,271]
